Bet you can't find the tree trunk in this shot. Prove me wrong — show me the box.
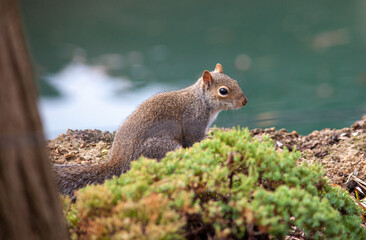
[0,0,67,239]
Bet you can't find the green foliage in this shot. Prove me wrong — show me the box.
[63,128,366,239]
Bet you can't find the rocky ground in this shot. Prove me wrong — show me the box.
[48,115,366,188]
[251,116,366,187]
[48,115,366,238]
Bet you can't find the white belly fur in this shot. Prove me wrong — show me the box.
[206,110,220,131]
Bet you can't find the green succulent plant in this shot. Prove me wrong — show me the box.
[63,128,366,239]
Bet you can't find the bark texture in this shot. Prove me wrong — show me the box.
[0,0,67,239]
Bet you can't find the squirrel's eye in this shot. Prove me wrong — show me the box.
[219,87,229,96]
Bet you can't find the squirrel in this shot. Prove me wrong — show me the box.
[54,63,248,196]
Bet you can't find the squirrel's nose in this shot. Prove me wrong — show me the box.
[242,97,248,106]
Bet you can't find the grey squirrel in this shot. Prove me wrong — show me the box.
[54,63,248,196]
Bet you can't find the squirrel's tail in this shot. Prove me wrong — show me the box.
[53,162,123,196]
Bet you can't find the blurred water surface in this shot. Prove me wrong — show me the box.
[19,0,366,138]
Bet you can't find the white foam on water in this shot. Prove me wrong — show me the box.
[39,61,169,139]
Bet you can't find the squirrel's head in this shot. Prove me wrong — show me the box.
[200,63,248,111]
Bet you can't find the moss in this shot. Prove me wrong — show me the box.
[64,128,366,239]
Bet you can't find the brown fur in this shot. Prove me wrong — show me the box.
[54,64,248,196]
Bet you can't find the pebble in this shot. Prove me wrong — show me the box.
[291,130,299,137]
[276,141,284,148]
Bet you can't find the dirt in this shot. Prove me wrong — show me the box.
[48,116,366,239]
[48,129,114,165]
[48,115,366,188]
[250,115,366,186]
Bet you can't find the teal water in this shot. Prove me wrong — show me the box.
[19,0,366,138]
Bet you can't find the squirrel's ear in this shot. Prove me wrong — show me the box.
[214,63,223,73]
[202,70,213,89]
